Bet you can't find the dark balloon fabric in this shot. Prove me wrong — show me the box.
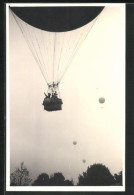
[10,6,104,32]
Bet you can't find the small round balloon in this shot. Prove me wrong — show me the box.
[73,141,77,145]
[82,159,86,163]
[99,97,105,104]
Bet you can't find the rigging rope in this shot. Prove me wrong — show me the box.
[11,11,48,84]
[58,14,100,82]
[11,9,103,86]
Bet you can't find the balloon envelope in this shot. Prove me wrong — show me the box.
[10,6,104,32]
[82,160,86,163]
[99,97,105,104]
[73,141,77,145]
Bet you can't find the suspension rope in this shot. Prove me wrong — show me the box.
[53,33,57,82]
[44,31,51,82]
[56,32,65,83]
[34,28,49,81]
[58,26,85,81]
[12,11,48,84]
[57,30,73,80]
[58,14,100,82]
[11,8,103,86]
[38,29,50,81]
[58,28,83,81]
[41,30,50,82]
[25,23,48,83]
[49,32,53,82]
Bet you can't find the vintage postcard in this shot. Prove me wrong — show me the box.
[5,3,125,192]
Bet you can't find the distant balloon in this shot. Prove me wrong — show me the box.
[73,141,77,145]
[82,159,86,163]
[99,97,105,104]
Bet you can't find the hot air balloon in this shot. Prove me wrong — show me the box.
[82,159,86,163]
[73,141,77,145]
[99,97,105,104]
[10,6,104,111]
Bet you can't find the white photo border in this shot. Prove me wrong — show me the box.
[6,3,126,192]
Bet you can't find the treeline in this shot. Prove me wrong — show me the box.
[10,162,122,186]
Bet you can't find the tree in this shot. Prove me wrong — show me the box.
[114,171,122,185]
[32,173,50,186]
[77,163,115,186]
[64,179,74,186]
[10,162,32,186]
[32,172,74,186]
[50,172,65,186]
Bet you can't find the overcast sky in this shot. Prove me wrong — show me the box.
[8,5,125,185]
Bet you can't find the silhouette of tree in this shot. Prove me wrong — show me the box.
[32,173,50,186]
[50,172,65,186]
[77,163,115,186]
[114,171,122,185]
[10,162,32,186]
[64,179,74,186]
[32,172,74,186]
